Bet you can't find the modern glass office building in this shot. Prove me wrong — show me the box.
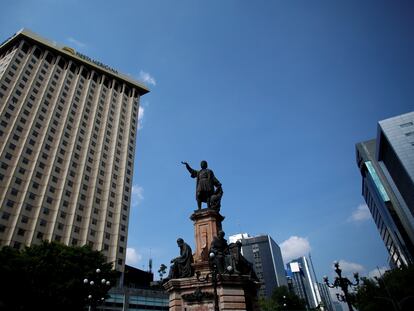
[356,112,414,267]
[0,29,149,272]
[229,233,287,298]
[103,288,169,311]
[286,256,327,310]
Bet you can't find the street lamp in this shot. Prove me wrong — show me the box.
[323,261,359,311]
[83,268,111,311]
[196,252,234,311]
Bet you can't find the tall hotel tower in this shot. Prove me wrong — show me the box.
[0,29,149,272]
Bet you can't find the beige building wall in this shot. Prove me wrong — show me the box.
[0,30,149,272]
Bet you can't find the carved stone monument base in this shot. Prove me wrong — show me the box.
[164,275,260,311]
[164,206,259,310]
[190,209,224,263]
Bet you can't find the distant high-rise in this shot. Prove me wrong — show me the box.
[356,111,414,267]
[286,256,325,310]
[0,29,149,272]
[332,301,343,311]
[229,233,287,298]
[318,282,334,311]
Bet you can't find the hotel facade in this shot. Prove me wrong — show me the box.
[0,29,149,271]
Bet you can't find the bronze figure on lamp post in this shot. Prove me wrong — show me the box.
[323,261,359,311]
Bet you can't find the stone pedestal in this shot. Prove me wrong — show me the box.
[164,275,260,311]
[190,209,224,264]
[164,208,260,311]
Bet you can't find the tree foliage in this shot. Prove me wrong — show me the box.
[259,285,307,311]
[0,241,117,311]
[354,265,414,311]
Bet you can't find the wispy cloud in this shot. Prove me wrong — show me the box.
[349,203,371,223]
[131,185,144,208]
[138,70,156,86]
[126,247,142,266]
[280,236,311,263]
[368,266,389,279]
[66,37,87,49]
[138,105,145,130]
[337,259,365,274]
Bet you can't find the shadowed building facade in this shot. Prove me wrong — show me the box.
[356,111,414,267]
[0,29,149,272]
[229,233,287,299]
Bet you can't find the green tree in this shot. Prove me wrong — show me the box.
[354,265,414,311]
[259,285,307,311]
[0,241,117,311]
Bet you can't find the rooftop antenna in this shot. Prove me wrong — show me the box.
[149,248,153,273]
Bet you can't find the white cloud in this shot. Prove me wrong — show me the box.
[67,37,86,49]
[280,236,311,263]
[368,266,389,279]
[138,70,156,86]
[337,260,365,274]
[349,203,371,222]
[126,247,142,265]
[138,105,144,130]
[131,185,144,208]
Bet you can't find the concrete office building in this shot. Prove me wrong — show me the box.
[229,233,287,298]
[356,112,414,267]
[0,29,149,272]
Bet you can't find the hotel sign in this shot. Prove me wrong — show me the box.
[62,46,118,74]
[75,51,118,74]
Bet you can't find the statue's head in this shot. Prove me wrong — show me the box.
[218,230,225,239]
[200,160,208,169]
[177,238,184,246]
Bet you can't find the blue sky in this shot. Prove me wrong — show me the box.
[2,0,413,295]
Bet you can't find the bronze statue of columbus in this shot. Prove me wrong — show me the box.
[181,160,222,210]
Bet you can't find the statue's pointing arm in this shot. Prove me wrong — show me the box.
[181,161,198,178]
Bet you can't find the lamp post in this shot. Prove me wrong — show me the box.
[83,268,111,311]
[196,252,234,311]
[323,261,359,311]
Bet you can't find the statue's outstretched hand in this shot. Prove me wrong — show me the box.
[181,161,188,165]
